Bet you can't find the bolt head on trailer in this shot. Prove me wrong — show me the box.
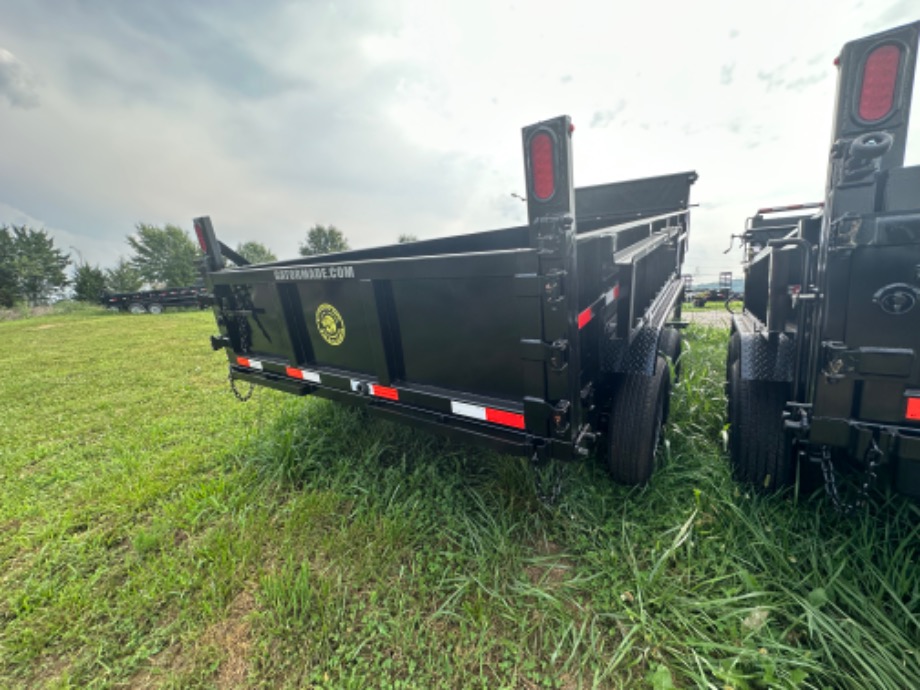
[727,20,920,502]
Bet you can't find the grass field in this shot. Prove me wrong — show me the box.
[1,307,918,689]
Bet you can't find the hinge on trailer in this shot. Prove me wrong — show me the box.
[533,214,574,255]
[552,399,571,436]
[521,338,569,372]
[543,269,566,305]
[822,342,914,382]
[830,212,863,247]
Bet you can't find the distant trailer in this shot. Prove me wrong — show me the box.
[101,286,210,314]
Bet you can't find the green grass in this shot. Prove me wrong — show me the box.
[1,309,917,688]
[682,300,742,313]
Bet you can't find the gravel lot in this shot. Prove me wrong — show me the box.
[683,309,733,328]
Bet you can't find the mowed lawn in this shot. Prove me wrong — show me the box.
[1,308,917,689]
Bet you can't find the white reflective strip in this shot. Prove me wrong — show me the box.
[292,369,321,383]
[249,360,263,371]
[368,384,378,396]
[604,287,617,305]
[350,379,362,392]
[451,401,487,421]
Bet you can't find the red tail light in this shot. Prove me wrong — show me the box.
[859,44,901,122]
[530,132,555,200]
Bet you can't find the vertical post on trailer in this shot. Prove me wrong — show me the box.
[521,116,583,451]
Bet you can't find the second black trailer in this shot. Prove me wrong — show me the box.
[726,21,920,501]
[197,116,696,484]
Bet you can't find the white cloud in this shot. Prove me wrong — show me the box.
[0,48,39,108]
[0,0,918,286]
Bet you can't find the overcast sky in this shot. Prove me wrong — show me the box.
[1,0,918,283]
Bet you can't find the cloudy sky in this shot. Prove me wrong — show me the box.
[1,0,918,283]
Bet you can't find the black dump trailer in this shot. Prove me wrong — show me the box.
[727,21,920,501]
[197,116,696,484]
[102,286,209,314]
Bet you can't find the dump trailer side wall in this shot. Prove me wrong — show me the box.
[199,117,694,464]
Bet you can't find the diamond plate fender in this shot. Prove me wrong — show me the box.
[739,331,796,382]
[602,325,661,376]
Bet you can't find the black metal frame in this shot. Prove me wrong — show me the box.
[198,116,696,462]
[731,21,920,498]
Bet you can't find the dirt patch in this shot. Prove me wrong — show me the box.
[31,323,60,330]
[525,540,575,586]
[524,561,572,586]
[207,589,256,688]
[25,655,71,688]
[128,590,256,689]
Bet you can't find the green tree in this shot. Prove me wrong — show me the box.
[236,241,277,264]
[105,257,143,293]
[127,223,200,288]
[1,225,71,305]
[397,233,419,243]
[299,224,349,257]
[0,228,16,307]
[72,263,107,302]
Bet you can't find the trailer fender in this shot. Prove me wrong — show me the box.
[739,331,795,382]
[621,326,662,376]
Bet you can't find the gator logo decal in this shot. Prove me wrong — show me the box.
[315,303,346,346]
[873,283,919,316]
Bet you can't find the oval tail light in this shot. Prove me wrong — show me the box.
[858,43,901,122]
[530,131,556,201]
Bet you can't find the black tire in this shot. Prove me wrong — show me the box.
[659,327,682,383]
[728,361,793,491]
[148,303,164,315]
[726,332,741,422]
[607,355,669,485]
[128,302,146,314]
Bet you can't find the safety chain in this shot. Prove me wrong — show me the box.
[228,312,254,402]
[818,437,882,514]
[531,453,564,506]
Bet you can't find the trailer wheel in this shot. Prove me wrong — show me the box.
[148,303,163,315]
[128,302,146,314]
[726,332,741,418]
[727,361,793,491]
[606,355,669,485]
[659,327,682,382]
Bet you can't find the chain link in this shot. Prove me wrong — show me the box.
[227,311,254,402]
[229,373,254,402]
[531,453,564,506]
[818,436,882,514]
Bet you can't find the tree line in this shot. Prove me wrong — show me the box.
[0,222,370,308]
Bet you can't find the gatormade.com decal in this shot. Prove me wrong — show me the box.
[273,265,356,281]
